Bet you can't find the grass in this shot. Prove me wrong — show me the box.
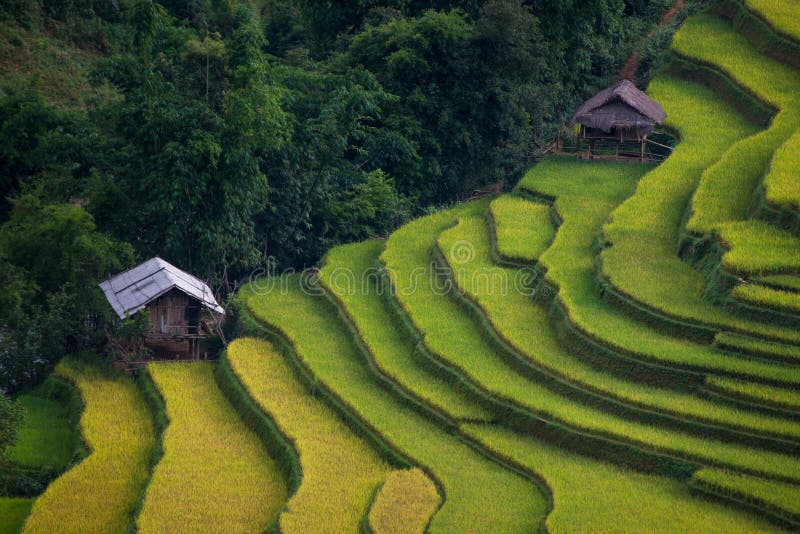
[763,128,800,210]
[368,468,441,534]
[463,424,780,534]
[137,362,286,534]
[706,376,800,411]
[488,196,555,263]
[319,239,491,423]
[383,201,800,480]
[717,221,800,275]
[693,468,800,521]
[733,283,800,314]
[755,274,800,292]
[7,390,73,470]
[600,20,800,344]
[745,0,800,42]
[22,357,154,534]
[0,21,107,109]
[440,211,800,440]
[516,155,800,386]
[227,337,393,533]
[0,498,33,534]
[244,275,550,533]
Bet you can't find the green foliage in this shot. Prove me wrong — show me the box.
[0,498,33,534]
[6,393,73,471]
[0,196,132,392]
[0,393,22,460]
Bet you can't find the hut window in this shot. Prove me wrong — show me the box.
[160,311,167,333]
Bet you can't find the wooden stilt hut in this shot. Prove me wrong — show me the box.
[100,257,225,361]
[570,79,667,162]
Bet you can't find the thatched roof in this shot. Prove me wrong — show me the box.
[100,257,225,320]
[570,80,666,134]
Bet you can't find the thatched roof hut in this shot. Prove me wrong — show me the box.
[571,79,666,138]
[569,80,667,162]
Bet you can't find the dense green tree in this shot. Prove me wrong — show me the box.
[0,392,22,460]
[0,195,132,392]
[258,64,410,266]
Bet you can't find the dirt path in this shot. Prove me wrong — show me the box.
[618,0,685,81]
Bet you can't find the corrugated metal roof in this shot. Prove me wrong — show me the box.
[570,79,667,130]
[99,257,225,320]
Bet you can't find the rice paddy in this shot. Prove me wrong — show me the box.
[600,14,800,344]
[488,196,555,264]
[439,208,800,440]
[763,128,800,210]
[733,283,800,314]
[746,0,800,42]
[464,424,782,534]
[515,155,800,386]
[226,337,393,533]
[245,274,550,533]
[318,239,492,423]
[136,362,286,534]
[717,221,800,275]
[368,468,441,534]
[384,202,800,482]
[706,376,800,411]
[19,1,800,531]
[22,358,154,534]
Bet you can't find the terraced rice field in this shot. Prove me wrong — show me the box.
[601,13,800,344]
[22,358,154,534]
[20,0,800,531]
[136,362,286,533]
[226,337,393,533]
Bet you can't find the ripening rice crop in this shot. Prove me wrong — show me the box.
[464,424,779,533]
[717,221,800,275]
[22,358,154,534]
[227,337,393,533]
[368,468,441,534]
[600,20,800,343]
[693,468,800,521]
[755,274,800,292]
[318,240,491,422]
[746,0,800,42]
[244,275,549,532]
[733,283,800,314]
[137,362,286,534]
[385,201,800,481]
[715,331,800,363]
[763,128,800,210]
[705,376,800,411]
[518,158,800,385]
[488,196,555,263]
[439,213,800,440]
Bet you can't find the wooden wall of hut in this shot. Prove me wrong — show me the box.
[146,288,201,338]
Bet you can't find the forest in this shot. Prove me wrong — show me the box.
[0,0,673,442]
